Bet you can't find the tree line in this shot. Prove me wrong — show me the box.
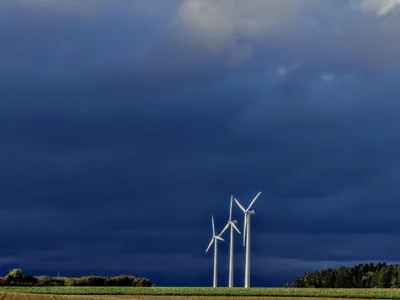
[287,263,400,288]
[0,268,153,286]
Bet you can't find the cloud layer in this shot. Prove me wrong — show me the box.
[1,0,400,287]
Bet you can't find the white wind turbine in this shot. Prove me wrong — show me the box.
[234,191,262,288]
[205,215,224,288]
[219,195,241,287]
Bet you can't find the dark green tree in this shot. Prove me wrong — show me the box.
[5,268,24,285]
[286,263,400,288]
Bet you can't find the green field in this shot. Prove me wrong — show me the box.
[1,287,400,298]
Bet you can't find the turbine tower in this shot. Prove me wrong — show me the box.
[220,195,241,287]
[205,215,224,288]
[234,191,262,288]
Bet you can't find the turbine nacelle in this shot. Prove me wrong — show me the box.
[220,220,241,236]
[234,191,262,248]
[234,191,261,214]
[205,215,225,253]
[219,196,242,237]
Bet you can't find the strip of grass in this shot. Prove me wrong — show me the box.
[1,287,400,298]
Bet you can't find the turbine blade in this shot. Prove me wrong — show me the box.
[229,195,233,221]
[215,236,224,241]
[220,222,230,237]
[247,191,262,210]
[243,214,247,247]
[206,237,214,253]
[234,198,246,213]
[232,221,241,234]
[212,215,215,236]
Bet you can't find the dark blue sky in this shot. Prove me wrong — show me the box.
[2,0,400,287]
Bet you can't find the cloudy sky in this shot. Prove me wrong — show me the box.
[2,0,400,287]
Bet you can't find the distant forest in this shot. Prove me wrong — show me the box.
[0,269,152,286]
[287,263,400,288]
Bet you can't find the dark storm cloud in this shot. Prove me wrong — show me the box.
[2,0,400,286]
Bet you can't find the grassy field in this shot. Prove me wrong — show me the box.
[1,294,395,300]
[1,287,400,298]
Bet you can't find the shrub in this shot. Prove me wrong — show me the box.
[23,275,39,286]
[104,276,116,286]
[133,277,152,287]
[0,277,5,286]
[80,276,105,286]
[69,277,89,286]
[5,268,24,285]
[36,276,51,286]
[36,276,64,286]
[106,275,135,286]
[64,277,79,286]
[51,278,65,286]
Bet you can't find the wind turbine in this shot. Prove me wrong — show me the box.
[234,191,262,288]
[220,195,241,287]
[205,215,224,288]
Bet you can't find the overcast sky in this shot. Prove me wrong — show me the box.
[2,0,400,287]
